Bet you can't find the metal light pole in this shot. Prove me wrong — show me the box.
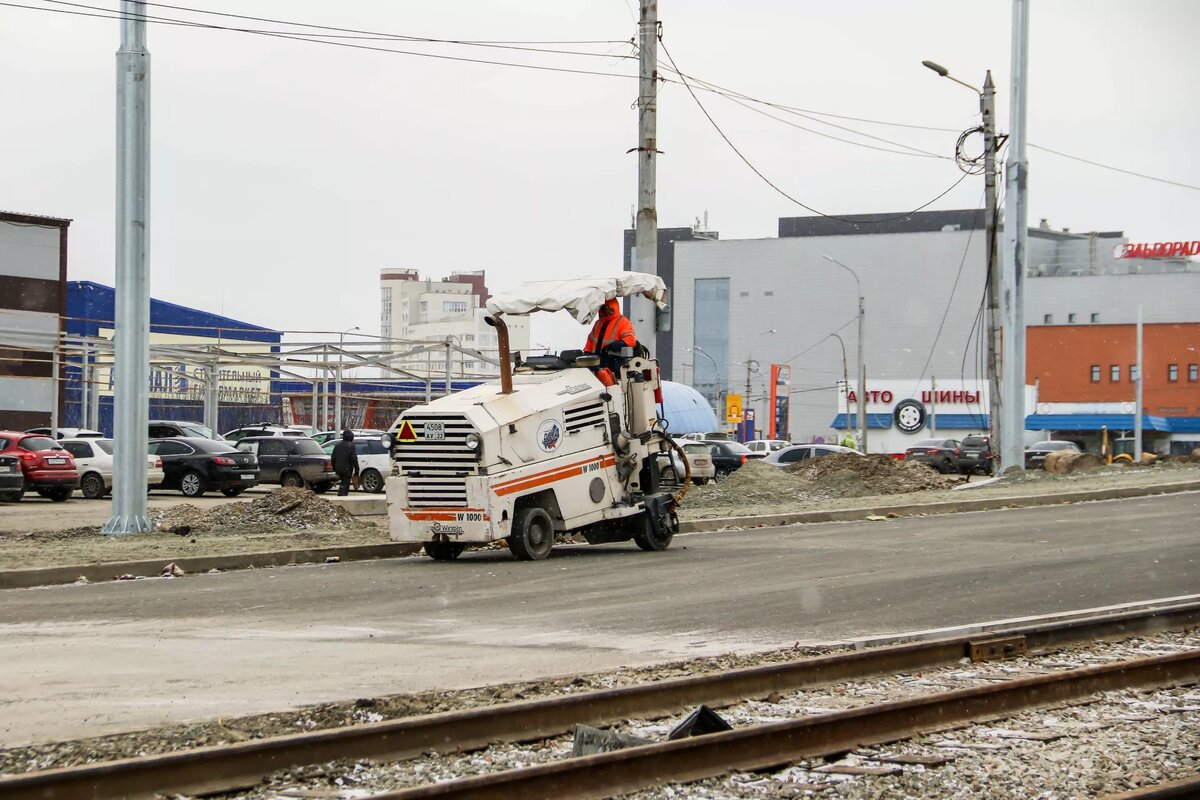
[922,59,1002,470]
[822,256,866,453]
[630,0,660,351]
[1000,0,1030,475]
[685,345,719,414]
[103,0,152,534]
[334,326,359,431]
[830,333,851,440]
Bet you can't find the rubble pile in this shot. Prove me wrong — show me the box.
[151,488,361,534]
[786,453,965,495]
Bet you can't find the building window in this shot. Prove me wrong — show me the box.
[1090,313,1100,323]
[1090,365,1100,383]
[1130,364,1139,381]
[764,291,774,296]
[1067,313,1077,324]
[442,301,468,314]
[1168,364,1179,383]
[1110,365,1120,382]
[1190,364,1198,382]
[694,278,730,406]
[1043,314,1053,324]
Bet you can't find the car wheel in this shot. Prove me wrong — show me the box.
[693,477,708,486]
[509,505,555,561]
[360,468,384,494]
[221,486,246,498]
[80,472,106,500]
[424,540,466,561]
[311,481,332,494]
[46,486,72,502]
[0,489,23,503]
[280,471,304,489]
[180,470,207,498]
[941,458,954,474]
[713,468,729,482]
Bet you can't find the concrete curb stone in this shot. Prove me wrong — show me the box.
[3,478,1197,590]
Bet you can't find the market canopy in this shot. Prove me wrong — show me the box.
[485,272,669,325]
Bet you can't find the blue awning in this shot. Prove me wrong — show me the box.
[831,412,988,430]
[1024,414,1200,433]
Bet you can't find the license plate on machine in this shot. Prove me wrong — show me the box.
[424,422,445,441]
[241,473,255,480]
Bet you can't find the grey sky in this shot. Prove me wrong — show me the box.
[2,1,1197,350]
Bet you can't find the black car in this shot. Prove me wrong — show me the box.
[904,438,964,474]
[958,434,994,475]
[0,454,22,497]
[148,437,260,497]
[236,436,335,492]
[703,440,754,480]
[1025,440,1082,470]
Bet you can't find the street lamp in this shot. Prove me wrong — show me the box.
[829,332,851,442]
[923,58,1004,470]
[335,325,360,431]
[822,255,867,452]
[685,345,720,414]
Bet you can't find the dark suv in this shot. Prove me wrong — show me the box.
[958,434,994,475]
[904,438,964,474]
[0,431,78,502]
[236,436,335,492]
[148,437,260,497]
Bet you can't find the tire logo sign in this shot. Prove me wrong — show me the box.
[893,398,927,434]
[537,419,562,452]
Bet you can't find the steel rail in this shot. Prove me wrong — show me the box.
[1102,775,1200,799]
[376,650,1200,800]
[3,601,1198,800]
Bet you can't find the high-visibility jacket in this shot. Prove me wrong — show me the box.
[585,299,637,354]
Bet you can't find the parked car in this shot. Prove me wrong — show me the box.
[59,437,165,498]
[904,438,964,474]
[745,439,791,455]
[236,436,335,492]
[149,420,221,440]
[223,424,312,443]
[25,427,105,440]
[0,453,23,499]
[0,431,78,502]
[311,428,385,446]
[702,440,754,480]
[148,437,259,497]
[763,443,863,467]
[660,440,717,485]
[958,434,994,475]
[319,434,393,493]
[1025,439,1082,470]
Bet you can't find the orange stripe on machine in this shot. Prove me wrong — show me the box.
[493,454,617,497]
[403,508,491,522]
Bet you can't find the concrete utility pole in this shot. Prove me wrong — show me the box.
[1000,0,1030,475]
[1134,305,1144,462]
[630,0,659,352]
[103,0,152,534]
[981,71,1002,470]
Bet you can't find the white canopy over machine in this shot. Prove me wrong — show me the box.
[485,273,669,325]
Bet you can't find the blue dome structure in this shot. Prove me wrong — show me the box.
[660,381,719,435]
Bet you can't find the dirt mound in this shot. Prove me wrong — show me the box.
[151,488,362,534]
[684,454,963,512]
[1044,451,1106,474]
[786,453,964,495]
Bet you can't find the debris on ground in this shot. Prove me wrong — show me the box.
[1043,451,1106,474]
[150,488,363,534]
[685,456,964,513]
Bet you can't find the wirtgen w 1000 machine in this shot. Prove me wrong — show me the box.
[386,274,689,561]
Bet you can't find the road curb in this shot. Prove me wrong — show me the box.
[0,542,421,591]
[676,478,1200,533]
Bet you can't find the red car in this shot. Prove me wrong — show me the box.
[0,431,78,502]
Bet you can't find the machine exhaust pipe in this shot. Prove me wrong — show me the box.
[485,314,513,395]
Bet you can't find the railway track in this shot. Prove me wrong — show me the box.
[4,600,1199,800]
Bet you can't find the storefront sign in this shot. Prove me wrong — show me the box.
[1114,241,1200,259]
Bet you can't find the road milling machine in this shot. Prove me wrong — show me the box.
[386,274,690,561]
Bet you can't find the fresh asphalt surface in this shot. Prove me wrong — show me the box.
[1,492,1198,746]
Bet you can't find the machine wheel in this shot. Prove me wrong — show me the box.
[221,486,247,498]
[360,468,384,494]
[280,471,305,489]
[180,470,207,498]
[46,486,73,503]
[80,472,106,500]
[311,481,332,494]
[0,489,23,503]
[632,509,676,552]
[424,540,466,561]
[509,506,555,561]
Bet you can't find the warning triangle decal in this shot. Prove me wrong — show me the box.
[397,420,417,443]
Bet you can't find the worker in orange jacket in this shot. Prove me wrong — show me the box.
[585,298,637,372]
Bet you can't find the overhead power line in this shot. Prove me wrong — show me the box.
[1029,143,1200,192]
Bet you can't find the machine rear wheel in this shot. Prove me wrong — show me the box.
[424,540,466,561]
[632,509,675,552]
[509,506,555,561]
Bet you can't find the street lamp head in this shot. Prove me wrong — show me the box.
[922,60,949,77]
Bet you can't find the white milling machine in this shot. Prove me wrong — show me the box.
[385,274,690,561]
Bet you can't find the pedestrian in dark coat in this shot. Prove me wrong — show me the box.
[331,429,360,496]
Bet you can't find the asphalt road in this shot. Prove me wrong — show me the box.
[2,492,1198,746]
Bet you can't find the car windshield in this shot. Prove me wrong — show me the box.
[20,436,60,452]
[962,436,988,446]
[683,444,708,455]
[1035,441,1075,450]
[723,442,752,454]
[189,439,238,454]
[179,423,214,438]
[293,440,327,455]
